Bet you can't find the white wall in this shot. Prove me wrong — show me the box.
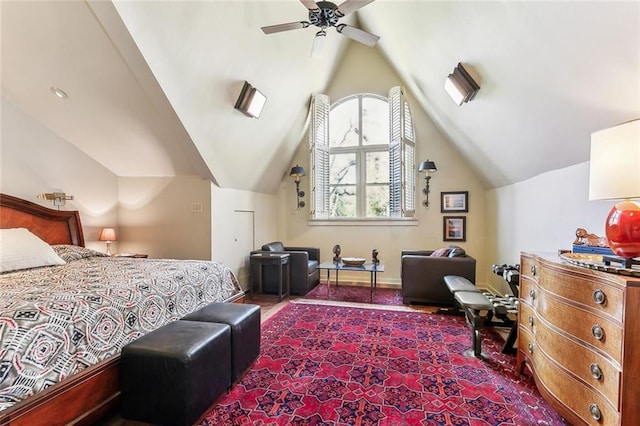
[277,42,489,286]
[486,161,612,294]
[118,176,211,259]
[0,96,118,251]
[211,185,278,291]
[0,96,280,285]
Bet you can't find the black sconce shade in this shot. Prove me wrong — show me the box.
[290,165,306,209]
[418,160,437,207]
[418,160,437,173]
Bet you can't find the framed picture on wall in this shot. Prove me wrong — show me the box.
[441,191,469,213]
[443,216,466,242]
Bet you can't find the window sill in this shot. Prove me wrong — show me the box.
[308,218,418,226]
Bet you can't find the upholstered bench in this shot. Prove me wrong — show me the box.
[182,302,261,383]
[120,320,231,426]
[444,275,492,358]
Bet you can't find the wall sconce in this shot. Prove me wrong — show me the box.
[98,228,117,256]
[588,119,640,267]
[444,63,480,106]
[37,192,74,207]
[290,165,306,209]
[234,81,267,118]
[418,160,437,207]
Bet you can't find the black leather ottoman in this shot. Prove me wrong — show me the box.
[120,320,231,426]
[181,303,260,383]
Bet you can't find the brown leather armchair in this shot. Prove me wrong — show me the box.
[252,242,320,296]
[401,248,476,306]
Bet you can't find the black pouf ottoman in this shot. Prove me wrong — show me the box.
[181,303,260,383]
[120,320,231,426]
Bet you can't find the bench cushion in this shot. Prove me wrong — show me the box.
[182,303,261,382]
[454,290,493,310]
[444,275,479,293]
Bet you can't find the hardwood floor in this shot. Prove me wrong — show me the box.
[245,292,300,322]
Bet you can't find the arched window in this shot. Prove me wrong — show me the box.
[310,87,415,220]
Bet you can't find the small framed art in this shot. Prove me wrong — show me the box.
[441,191,469,213]
[443,216,466,242]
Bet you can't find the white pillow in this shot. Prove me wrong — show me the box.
[0,228,66,273]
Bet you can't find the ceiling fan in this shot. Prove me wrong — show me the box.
[261,0,379,57]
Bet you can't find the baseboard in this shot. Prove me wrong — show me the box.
[322,280,400,289]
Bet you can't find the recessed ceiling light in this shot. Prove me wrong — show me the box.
[50,86,68,99]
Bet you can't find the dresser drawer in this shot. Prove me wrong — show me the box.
[520,255,539,282]
[530,342,619,426]
[519,277,539,308]
[534,313,621,408]
[537,291,622,364]
[539,266,623,321]
[516,322,535,372]
[519,301,535,332]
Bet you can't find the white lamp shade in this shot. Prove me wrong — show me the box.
[310,31,326,59]
[444,75,467,106]
[245,89,266,118]
[589,119,640,201]
[234,81,267,118]
[98,228,117,242]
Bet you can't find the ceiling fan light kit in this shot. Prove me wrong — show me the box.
[311,30,327,58]
[261,0,379,57]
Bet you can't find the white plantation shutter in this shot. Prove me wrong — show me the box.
[310,94,330,219]
[403,141,415,215]
[389,138,402,217]
[388,86,416,218]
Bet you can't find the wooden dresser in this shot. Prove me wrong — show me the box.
[517,252,640,425]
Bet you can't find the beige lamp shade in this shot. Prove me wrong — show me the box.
[589,119,640,201]
[98,228,117,242]
[588,119,640,259]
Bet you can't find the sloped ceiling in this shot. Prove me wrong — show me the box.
[1,1,639,193]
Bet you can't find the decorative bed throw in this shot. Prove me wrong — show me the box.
[0,246,242,411]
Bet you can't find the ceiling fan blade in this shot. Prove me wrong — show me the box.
[336,24,379,47]
[336,0,375,17]
[261,21,310,34]
[300,0,319,11]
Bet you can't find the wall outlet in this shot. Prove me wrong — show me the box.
[191,203,203,213]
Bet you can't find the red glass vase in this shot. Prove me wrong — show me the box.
[605,200,640,258]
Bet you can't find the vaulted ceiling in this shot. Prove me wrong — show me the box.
[2,1,638,193]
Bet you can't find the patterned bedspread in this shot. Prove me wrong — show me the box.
[0,245,242,411]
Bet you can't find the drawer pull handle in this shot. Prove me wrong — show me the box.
[527,343,534,354]
[528,316,534,326]
[529,289,536,300]
[592,324,604,340]
[593,289,606,305]
[530,265,536,276]
[590,363,603,380]
[589,403,602,421]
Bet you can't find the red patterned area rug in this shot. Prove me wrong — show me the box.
[201,302,567,425]
[304,283,404,306]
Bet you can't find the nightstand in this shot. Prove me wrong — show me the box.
[113,253,148,258]
[249,253,290,302]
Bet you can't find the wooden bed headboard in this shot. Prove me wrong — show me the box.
[0,193,85,247]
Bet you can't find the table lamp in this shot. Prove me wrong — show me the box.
[588,119,640,267]
[98,228,117,256]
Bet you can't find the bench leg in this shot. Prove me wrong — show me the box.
[461,308,488,359]
[474,328,482,357]
[502,322,518,354]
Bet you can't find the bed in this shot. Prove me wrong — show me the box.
[0,193,244,425]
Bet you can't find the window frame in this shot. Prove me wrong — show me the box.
[328,93,390,218]
[309,87,416,223]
